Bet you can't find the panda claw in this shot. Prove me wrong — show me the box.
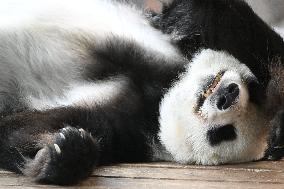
[274,145,284,149]
[59,133,65,140]
[79,128,85,137]
[54,144,61,154]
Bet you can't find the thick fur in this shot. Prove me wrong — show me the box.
[0,0,282,186]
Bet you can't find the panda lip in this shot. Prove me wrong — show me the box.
[195,71,225,115]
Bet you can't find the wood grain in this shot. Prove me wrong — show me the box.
[0,161,283,188]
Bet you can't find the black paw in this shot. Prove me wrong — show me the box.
[264,110,284,161]
[24,126,99,185]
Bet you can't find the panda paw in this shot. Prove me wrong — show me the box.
[23,126,99,185]
[264,110,284,161]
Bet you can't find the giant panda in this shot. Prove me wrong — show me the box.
[0,0,281,186]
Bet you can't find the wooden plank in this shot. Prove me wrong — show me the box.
[101,160,284,171]
[0,175,283,189]
[0,161,283,188]
[82,177,284,189]
[91,163,284,184]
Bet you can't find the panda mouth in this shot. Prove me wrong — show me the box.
[195,71,225,115]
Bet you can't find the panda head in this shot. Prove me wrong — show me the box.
[158,49,270,165]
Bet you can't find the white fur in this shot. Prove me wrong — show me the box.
[28,76,128,110]
[0,0,181,111]
[0,0,179,61]
[274,27,284,39]
[158,49,269,165]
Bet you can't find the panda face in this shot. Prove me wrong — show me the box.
[158,49,269,165]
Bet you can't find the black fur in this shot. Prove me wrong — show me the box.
[207,124,237,146]
[152,0,284,95]
[264,110,284,160]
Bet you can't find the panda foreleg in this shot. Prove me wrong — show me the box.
[264,109,284,160]
[0,93,150,185]
[0,107,100,185]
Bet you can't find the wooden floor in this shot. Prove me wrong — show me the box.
[0,160,284,189]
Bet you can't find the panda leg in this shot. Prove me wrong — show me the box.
[0,95,151,185]
[264,109,284,160]
[0,108,100,185]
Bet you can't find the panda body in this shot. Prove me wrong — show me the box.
[0,0,281,185]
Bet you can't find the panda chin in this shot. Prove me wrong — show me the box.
[158,49,270,165]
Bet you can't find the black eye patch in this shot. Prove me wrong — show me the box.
[246,77,265,105]
[207,124,237,146]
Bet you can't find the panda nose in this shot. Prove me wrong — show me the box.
[216,83,239,110]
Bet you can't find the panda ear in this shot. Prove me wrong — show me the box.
[145,0,174,13]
